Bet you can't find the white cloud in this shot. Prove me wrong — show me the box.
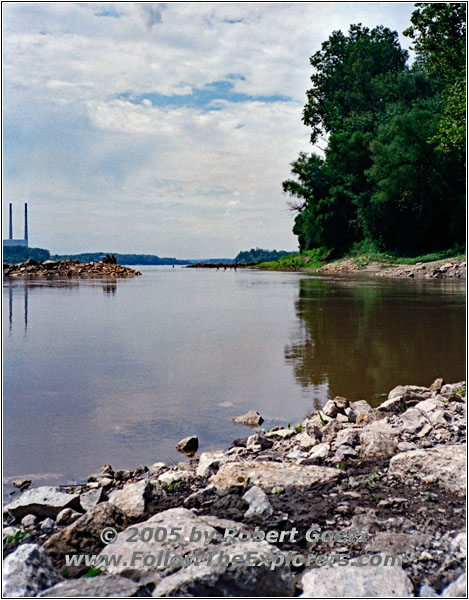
[3,2,415,256]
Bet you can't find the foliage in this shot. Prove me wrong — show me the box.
[235,248,293,264]
[3,246,50,263]
[284,15,466,258]
[258,247,329,270]
[52,252,188,265]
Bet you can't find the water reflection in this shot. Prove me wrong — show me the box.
[285,277,465,406]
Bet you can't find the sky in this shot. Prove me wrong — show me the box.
[3,2,416,258]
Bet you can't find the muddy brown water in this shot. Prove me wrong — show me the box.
[3,266,465,492]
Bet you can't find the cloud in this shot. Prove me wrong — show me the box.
[2,2,416,256]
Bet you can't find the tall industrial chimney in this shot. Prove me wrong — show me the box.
[24,203,28,243]
[9,203,13,239]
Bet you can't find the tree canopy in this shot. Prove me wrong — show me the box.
[284,7,465,257]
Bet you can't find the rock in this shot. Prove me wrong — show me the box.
[300,563,413,597]
[365,532,430,555]
[55,508,81,526]
[246,434,273,450]
[297,432,316,450]
[151,541,294,597]
[344,406,357,422]
[21,514,38,528]
[41,517,55,531]
[79,487,106,511]
[158,470,191,486]
[332,445,356,462]
[2,544,62,597]
[440,382,465,401]
[242,485,273,519]
[441,573,466,597]
[359,431,398,459]
[322,399,339,418]
[176,435,199,457]
[335,428,360,448]
[12,479,32,491]
[418,584,439,597]
[150,462,166,472]
[108,479,150,519]
[264,428,295,440]
[429,377,444,393]
[196,451,227,477]
[232,410,264,427]
[397,441,417,452]
[377,395,406,414]
[387,385,431,404]
[43,502,129,576]
[210,460,340,489]
[183,484,217,507]
[399,407,428,434]
[308,442,330,461]
[389,444,466,496]
[350,399,373,416]
[3,486,82,520]
[99,463,115,477]
[334,396,349,411]
[38,575,154,597]
[98,507,222,577]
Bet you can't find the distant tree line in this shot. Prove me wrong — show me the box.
[52,253,189,265]
[283,3,466,257]
[3,246,50,263]
[235,248,295,264]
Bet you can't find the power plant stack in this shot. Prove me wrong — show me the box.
[3,203,29,248]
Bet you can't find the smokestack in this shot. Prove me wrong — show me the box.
[9,203,12,239]
[24,203,28,243]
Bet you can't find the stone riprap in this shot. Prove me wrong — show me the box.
[2,379,466,597]
[3,258,141,279]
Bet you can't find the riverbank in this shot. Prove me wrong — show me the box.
[3,379,466,597]
[3,259,142,279]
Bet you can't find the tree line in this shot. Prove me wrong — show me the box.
[283,3,466,257]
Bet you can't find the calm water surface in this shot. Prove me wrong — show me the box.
[3,266,465,489]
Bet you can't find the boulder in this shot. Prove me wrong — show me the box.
[79,487,106,512]
[232,410,264,427]
[108,479,150,519]
[300,563,413,597]
[210,460,340,489]
[429,377,444,393]
[3,486,81,520]
[98,507,222,577]
[441,573,466,598]
[377,395,406,414]
[322,399,339,418]
[264,428,295,440]
[151,541,294,597]
[242,485,273,519]
[398,408,428,434]
[12,479,32,491]
[359,431,398,459]
[43,502,129,576]
[38,575,154,597]
[55,508,81,526]
[196,451,227,477]
[41,518,55,531]
[308,442,330,462]
[157,469,191,486]
[176,435,199,456]
[389,444,466,496]
[246,434,273,450]
[2,544,63,597]
[387,385,431,404]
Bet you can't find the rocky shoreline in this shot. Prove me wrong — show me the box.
[3,379,466,597]
[3,259,142,279]
[317,257,466,279]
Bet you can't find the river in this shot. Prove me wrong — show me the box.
[3,266,465,491]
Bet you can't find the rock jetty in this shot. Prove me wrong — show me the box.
[2,380,466,597]
[3,259,141,279]
[318,258,466,279]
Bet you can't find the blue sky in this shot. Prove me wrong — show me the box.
[3,2,415,257]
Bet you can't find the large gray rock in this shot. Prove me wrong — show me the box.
[176,435,199,456]
[151,541,294,597]
[79,487,106,512]
[242,485,273,519]
[210,460,340,489]
[389,444,466,496]
[2,543,63,597]
[441,572,466,597]
[3,486,81,520]
[388,385,431,403]
[359,431,398,459]
[39,575,154,597]
[98,507,222,577]
[232,410,264,427]
[43,502,129,576]
[108,479,150,519]
[196,451,227,477]
[300,563,413,597]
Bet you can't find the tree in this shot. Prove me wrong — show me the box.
[404,3,466,152]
